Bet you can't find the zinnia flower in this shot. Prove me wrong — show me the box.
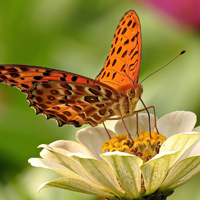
[29,111,200,200]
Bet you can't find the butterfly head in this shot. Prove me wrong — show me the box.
[127,84,143,99]
[126,84,143,115]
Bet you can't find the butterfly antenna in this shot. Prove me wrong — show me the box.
[123,70,134,88]
[139,50,186,84]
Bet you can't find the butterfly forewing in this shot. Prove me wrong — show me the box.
[96,10,141,94]
[0,65,101,92]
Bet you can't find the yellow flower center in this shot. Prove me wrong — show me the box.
[102,131,166,162]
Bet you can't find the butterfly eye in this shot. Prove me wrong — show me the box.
[127,88,135,98]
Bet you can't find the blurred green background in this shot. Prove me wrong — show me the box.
[0,0,200,199]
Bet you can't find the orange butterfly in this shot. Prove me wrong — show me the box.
[0,10,143,127]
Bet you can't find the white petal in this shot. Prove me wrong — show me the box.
[39,144,69,163]
[38,173,115,199]
[28,158,81,178]
[76,127,116,160]
[160,132,200,161]
[141,151,180,195]
[38,144,104,184]
[101,152,143,199]
[187,138,200,157]
[160,156,200,191]
[28,158,70,171]
[193,126,200,132]
[39,140,92,161]
[157,111,196,138]
[114,114,155,137]
[69,154,125,198]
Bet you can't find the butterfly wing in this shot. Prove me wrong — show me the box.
[0,65,120,127]
[0,64,108,92]
[96,10,142,95]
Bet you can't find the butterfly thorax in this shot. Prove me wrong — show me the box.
[113,84,143,118]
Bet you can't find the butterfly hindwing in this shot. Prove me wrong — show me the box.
[27,81,119,127]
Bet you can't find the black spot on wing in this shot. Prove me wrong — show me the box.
[111,47,115,56]
[10,73,20,77]
[0,66,5,70]
[131,50,138,60]
[124,39,129,45]
[43,72,51,76]
[115,37,118,44]
[122,50,128,58]
[9,79,18,83]
[34,76,43,80]
[112,72,117,80]
[0,75,7,80]
[127,20,132,26]
[121,27,127,35]
[132,22,136,29]
[9,68,18,72]
[106,59,110,67]
[121,64,126,72]
[117,28,121,34]
[101,71,106,79]
[71,76,78,82]
[112,59,117,66]
[60,77,66,81]
[21,84,29,89]
[59,100,65,104]
[117,47,122,54]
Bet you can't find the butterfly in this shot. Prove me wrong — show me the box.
[0,10,143,127]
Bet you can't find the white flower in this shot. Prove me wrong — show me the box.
[29,111,200,200]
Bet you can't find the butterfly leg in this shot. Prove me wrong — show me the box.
[121,117,134,143]
[136,113,139,136]
[109,107,159,134]
[132,101,159,135]
[108,102,159,137]
[139,97,152,136]
[103,122,112,139]
[141,105,159,134]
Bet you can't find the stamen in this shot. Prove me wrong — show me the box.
[102,130,166,162]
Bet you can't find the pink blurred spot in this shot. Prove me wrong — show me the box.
[144,0,200,30]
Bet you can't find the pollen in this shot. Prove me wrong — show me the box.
[102,131,166,162]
